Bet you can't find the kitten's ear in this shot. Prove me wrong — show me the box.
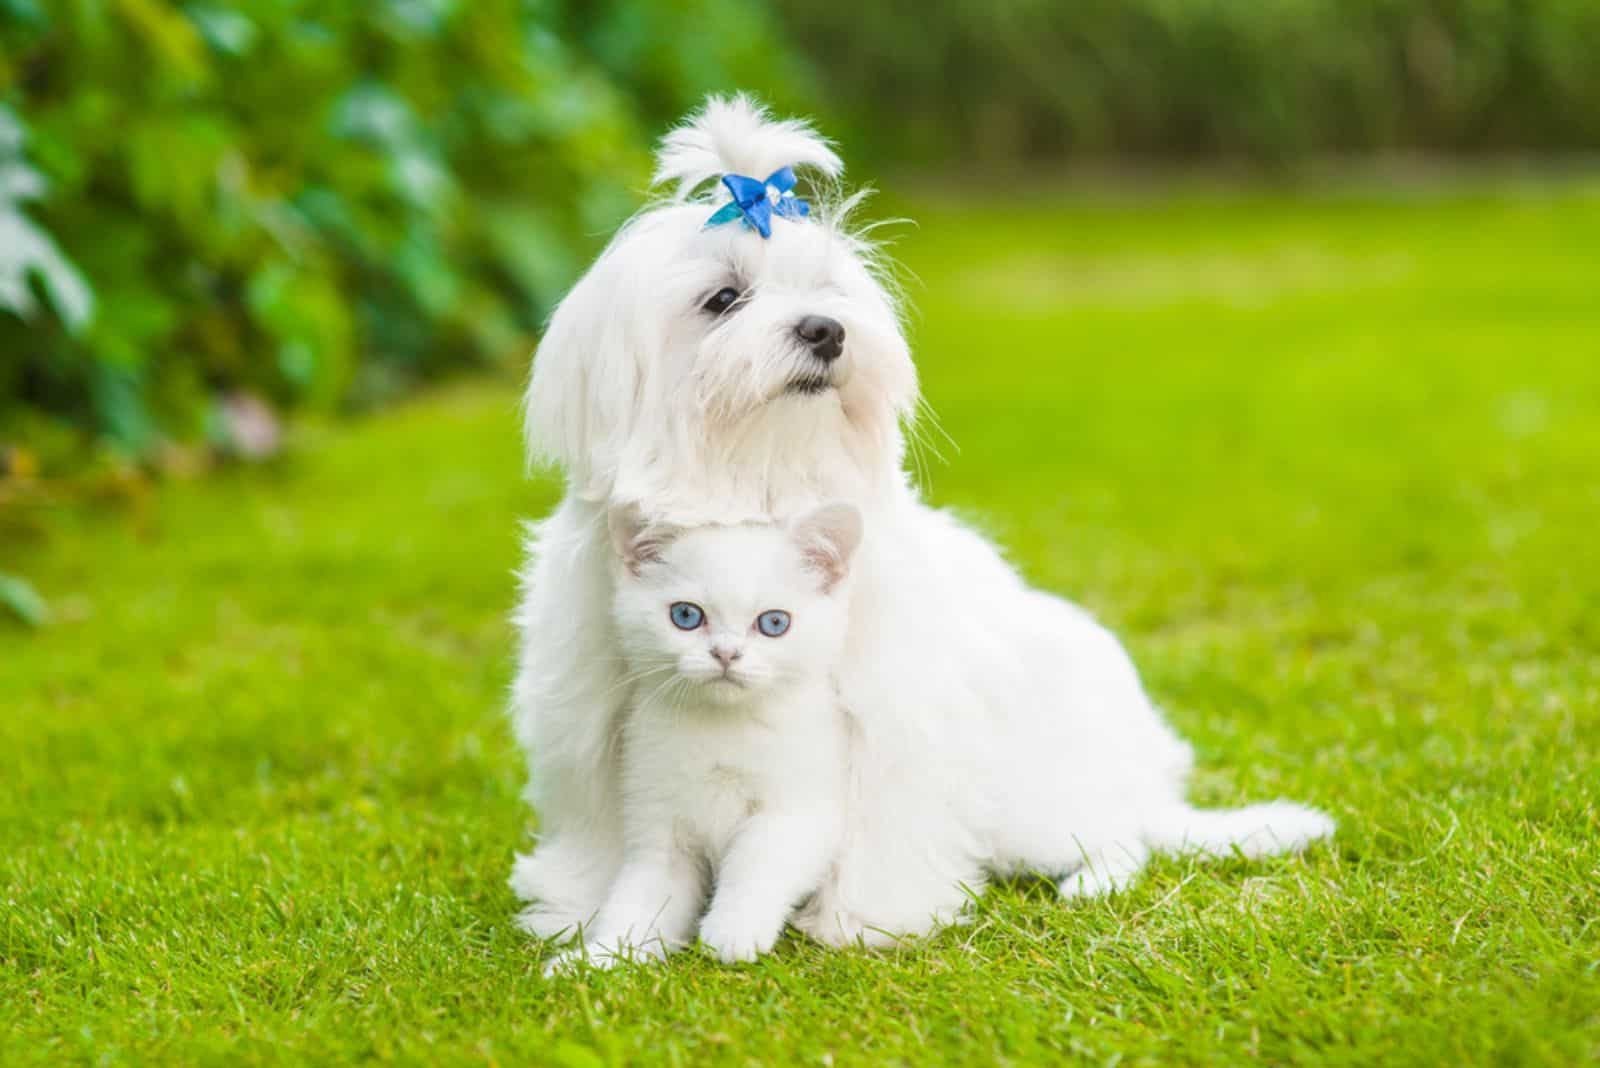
[608,504,676,575]
[791,502,863,593]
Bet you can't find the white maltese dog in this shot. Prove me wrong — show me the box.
[509,95,1333,951]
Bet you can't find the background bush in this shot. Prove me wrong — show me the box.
[0,0,808,463]
[4,0,1600,462]
[772,0,1600,164]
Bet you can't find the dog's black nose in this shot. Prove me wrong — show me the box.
[795,315,845,362]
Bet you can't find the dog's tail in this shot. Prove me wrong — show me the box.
[1144,800,1335,859]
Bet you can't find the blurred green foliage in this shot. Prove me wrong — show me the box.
[773,0,1600,164]
[0,0,808,460]
[6,0,1600,463]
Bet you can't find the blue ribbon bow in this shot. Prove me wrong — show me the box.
[703,166,810,238]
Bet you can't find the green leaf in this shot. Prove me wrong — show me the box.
[0,572,49,627]
[0,106,95,332]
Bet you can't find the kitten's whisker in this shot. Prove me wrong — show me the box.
[601,664,675,700]
[635,672,687,715]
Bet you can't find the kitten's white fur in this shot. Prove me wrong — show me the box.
[549,505,859,971]
[510,95,1334,954]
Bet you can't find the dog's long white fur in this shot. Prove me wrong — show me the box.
[509,95,1334,948]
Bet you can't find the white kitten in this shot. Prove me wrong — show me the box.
[549,502,861,970]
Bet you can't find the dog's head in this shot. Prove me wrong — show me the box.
[526,96,917,517]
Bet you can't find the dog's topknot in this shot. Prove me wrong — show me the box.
[652,94,842,202]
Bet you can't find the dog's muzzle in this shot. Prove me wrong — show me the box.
[786,316,845,395]
[795,315,845,363]
[786,373,835,396]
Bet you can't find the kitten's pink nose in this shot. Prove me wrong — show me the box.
[710,645,743,670]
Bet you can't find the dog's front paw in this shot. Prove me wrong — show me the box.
[698,908,781,964]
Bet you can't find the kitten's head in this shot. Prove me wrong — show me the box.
[608,502,862,707]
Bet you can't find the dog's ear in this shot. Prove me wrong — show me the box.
[524,249,645,493]
[608,504,678,575]
[791,501,863,593]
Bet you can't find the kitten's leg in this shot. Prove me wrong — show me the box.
[548,847,704,973]
[699,812,833,964]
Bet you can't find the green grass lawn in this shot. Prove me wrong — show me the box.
[5,179,1599,1065]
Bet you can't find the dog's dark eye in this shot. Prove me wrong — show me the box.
[702,287,741,315]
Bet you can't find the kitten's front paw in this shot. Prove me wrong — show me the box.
[542,946,603,977]
[698,908,782,964]
[542,938,667,977]
[516,904,584,944]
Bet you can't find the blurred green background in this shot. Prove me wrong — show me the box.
[3,0,1599,476]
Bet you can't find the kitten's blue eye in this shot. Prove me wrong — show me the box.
[669,602,704,630]
[756,610,791,637]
